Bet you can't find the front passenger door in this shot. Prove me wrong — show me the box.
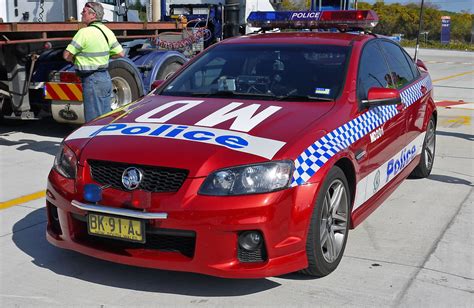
[352,40,406,210]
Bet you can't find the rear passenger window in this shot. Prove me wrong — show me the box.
[380,41,415,89]
[357,41,391,101]
[402,51,420,78]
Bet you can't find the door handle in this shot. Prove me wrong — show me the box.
[396,103,404,112]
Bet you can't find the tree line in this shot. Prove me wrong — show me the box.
[129,0,472,44]
[281,1,472,44]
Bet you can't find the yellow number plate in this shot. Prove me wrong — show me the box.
[87,213,145,243]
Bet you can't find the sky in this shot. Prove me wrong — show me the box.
[361,0,472,13]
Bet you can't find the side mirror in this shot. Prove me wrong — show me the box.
[416,59,428,71]
[150,80,165,91]
[361,87,401,108]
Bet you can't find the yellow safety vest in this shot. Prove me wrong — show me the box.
[66,22,123,73]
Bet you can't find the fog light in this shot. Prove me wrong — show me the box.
[238,231,262,251]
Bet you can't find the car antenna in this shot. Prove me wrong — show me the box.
[414,0,425,62]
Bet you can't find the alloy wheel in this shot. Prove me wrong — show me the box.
[320,179,349,263]
[424,119,436,170]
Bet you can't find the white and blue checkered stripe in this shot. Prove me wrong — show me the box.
[291,75,432,187]
[400,76,432,108]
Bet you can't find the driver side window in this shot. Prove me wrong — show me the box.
[190,57,226,89]
[357,41,391,101]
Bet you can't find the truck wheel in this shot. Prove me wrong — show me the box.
[0,84,13,122]
[0,98,7,122]
[409,115,436,179]
[301,166,350,277]
[109,65,140,110]
[155,56,185,81]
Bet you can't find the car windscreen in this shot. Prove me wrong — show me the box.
[160,44,350,102]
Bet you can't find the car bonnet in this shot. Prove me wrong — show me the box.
[65,95,335,177]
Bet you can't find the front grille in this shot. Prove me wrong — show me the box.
[72,214,196,258]
[87,231,196,258]
[89,160,188,193]
[145,232,196,257]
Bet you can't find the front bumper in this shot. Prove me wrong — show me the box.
[46,169,320,278]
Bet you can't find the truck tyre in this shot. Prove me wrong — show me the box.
[0,98,7,122]
[108,62,141,110]
[301,166,350,277]
[0,83,13,123]
[409,115,436,179]
[155,56,185,81]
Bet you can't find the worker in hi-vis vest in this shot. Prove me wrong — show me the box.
[63,2,124,122]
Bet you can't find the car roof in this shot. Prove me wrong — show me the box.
[220,32,374,47]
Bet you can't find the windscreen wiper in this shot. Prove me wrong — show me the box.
[276,94,335,101]
[190,90,275,99]
[190,90,234,97]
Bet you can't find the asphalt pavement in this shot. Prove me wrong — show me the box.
[0,48,472,307]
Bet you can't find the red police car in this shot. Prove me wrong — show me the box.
[46,10,436,278]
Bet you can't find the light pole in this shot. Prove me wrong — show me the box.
[414,0,425,61]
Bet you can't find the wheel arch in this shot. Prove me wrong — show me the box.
[423,88,437,131]
[109,58,145,97]
[301,155,356,229]
[334,157,356,214]
[131,50,187,93]
[431,109,438,127]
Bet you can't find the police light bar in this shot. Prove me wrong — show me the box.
[247,10,379,31]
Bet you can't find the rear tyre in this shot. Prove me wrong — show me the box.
[0,95,13,124]
[155,56,185,81]
[108,64,140,110]
[409,115,436,179]
[302,166,350,277]
[0,98,6,122]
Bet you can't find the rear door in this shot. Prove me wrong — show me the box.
[379,40,429,147]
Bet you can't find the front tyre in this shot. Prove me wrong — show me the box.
[302,166,350,277]
[409,115,436,179]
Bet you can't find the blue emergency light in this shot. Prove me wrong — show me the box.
[84,183,102,203]
[247,10,379,31]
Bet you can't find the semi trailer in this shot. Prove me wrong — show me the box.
[0,0,351,124]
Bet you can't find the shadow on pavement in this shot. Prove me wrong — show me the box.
[0,138,61,156]
[427,174,473,187]
[12,208,281,296]
[0,116,76,139]
[436,130,473,141]
[277,272,319,281]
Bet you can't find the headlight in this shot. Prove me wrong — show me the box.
[54,143,77,179]
[199,161,293,196]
